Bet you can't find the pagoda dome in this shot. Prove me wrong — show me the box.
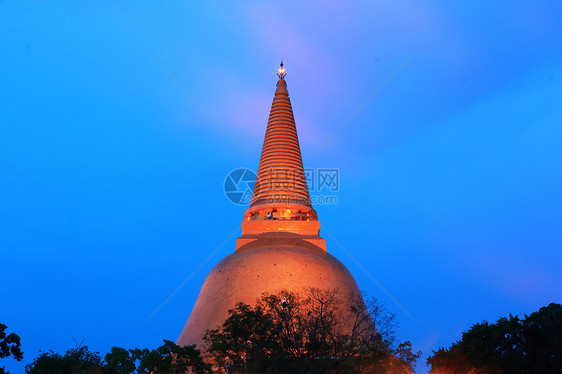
[177,230,363,349]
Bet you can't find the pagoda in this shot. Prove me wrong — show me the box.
[177,63,366,349]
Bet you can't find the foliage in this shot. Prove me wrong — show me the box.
[25,345,103,374]
[203,288,420,373]
[104,347,136,374]
[0,323,23,374]
[427,303,562,373]
[395,341,422,370]
[134,340,211,374]
[25,340,211,374]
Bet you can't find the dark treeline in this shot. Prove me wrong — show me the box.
[1,289,419,374]
[4,296,558,373]
[1,336,211,374]
[427,303,562,373]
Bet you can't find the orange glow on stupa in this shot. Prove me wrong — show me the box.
[177,63,366,350]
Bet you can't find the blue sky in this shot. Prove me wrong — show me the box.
[1,2,561,373]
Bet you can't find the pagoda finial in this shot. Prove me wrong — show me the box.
[277,60,286,79]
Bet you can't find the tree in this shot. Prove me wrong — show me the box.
[133,340,211,374]
[395,342,422,371]
[204,288,420,373]
[427,303,562,373]
[0,323,23,374]
[104,347,136,374]
[26,345,104,374]
[26,340,211,374]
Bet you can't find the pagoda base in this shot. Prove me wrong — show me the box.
[236,220,326,251]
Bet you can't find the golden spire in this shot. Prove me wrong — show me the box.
[243,63,317,221]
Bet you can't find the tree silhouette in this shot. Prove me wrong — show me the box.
[427,303,562,373]
[204,288,420,373]
[25,340,211,374]
[25,344,103,374]
[0,323,23,374]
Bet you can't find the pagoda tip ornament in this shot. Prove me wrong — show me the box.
[277,60,286,79]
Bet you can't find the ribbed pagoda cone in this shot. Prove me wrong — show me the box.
[177,65,368,356]
[244,77,317,221]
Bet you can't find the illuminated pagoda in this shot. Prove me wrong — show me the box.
[177,63,367,350]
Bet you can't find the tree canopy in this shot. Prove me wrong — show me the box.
[427,302,562,373]
[25,340,211,374]
[0,323,23,374]
[203,288,420,374]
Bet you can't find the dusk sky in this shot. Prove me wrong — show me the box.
[1,2,561,373]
